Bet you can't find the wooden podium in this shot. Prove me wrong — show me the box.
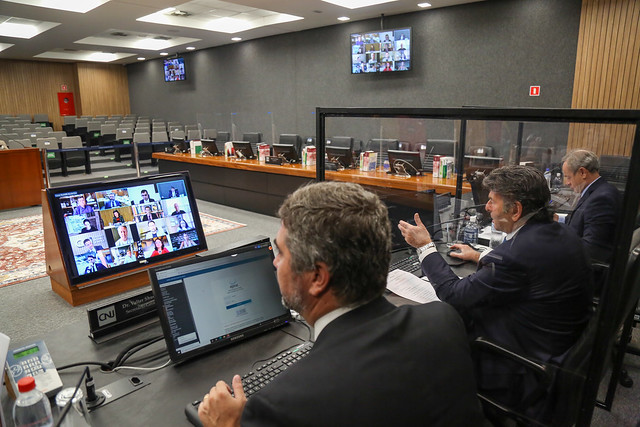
[42,191,198,306]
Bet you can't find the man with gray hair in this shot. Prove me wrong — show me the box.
[561,149,621,263]
[399,165,593,422]
[198,181,485,427]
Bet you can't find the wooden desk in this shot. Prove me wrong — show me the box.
[0,148,44,210]
[153,152,469,216]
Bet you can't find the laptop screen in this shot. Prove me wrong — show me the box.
[149,239,291,363]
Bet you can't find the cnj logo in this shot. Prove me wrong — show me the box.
[97,305,117,327]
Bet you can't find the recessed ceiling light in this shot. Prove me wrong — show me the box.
[3,0,110,14]
[160,52,169,56]
[186,46,196,50]
[231,37,242,41]
[87,52,118,62]
[137,57,145,61]
[337,16,350,21]
[0,43,14,52]
[0,17,59,39]
[322,0,396,9]
[417,2,432,7]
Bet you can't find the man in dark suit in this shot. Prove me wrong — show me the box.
[84,254,106,274]
[561,149,622,263]
[198,182,485,427]
[399,165,593,422]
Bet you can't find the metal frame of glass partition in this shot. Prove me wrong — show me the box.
[315,107,640,425]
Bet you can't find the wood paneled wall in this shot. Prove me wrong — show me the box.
[0,60,130,131]
[568,0,640,156]
[0,60,78,131]
[76,63,130,118]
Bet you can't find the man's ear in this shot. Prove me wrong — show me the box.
[510,201,523,222]
[307,262,331,297]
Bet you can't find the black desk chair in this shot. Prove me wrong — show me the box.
[473,228,640,426]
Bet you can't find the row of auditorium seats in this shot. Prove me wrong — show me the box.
[0,113,53,129]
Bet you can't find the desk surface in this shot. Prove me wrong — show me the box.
[153,152,470,194]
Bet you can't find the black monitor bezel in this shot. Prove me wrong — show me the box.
[46,172,207,287]
[232,141,256,159]
[388,149,423,176]
[272,143,300,163]
[326,146,354,168]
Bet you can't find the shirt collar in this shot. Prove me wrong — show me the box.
[313,305,358,341]
[581,176,600,198]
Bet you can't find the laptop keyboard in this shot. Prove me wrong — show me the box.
[389,253,422,276]
[185,342,313,426]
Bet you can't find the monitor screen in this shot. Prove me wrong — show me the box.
[201,139,221,156]
[463,155,503,176]
[272,143,300,163]
[351,27,411,74]
[164,58,186,82]
[326,146,354,169]
[46,172,207,286]
[231,141,255,159]
[388,150,423,176]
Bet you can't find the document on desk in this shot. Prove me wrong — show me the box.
[386,270,440,303]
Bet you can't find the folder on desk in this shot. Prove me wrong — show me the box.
[149,238,292,364]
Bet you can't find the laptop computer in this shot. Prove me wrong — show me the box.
[149,238,292,364]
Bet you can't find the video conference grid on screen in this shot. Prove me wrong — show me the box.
[52,179,199,279]
[164,58,186,82]
[351,28,411,74]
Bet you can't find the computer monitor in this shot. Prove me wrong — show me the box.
[232,141,255,159]
[423,139,456,172]
[326,136,354,150]
[388,150,423,176]
[463,155,503,176]
[201,139,221,156]
[45,172,207,287]
[172,139,189,154]
[326,146,354,168]
[272,143,300,163]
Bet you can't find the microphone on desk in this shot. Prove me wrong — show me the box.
[85,368,106,410]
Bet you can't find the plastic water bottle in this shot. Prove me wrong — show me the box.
[544,168,551,189]
[553,172,563,188]
[463,215,479,245]
[13,376,53,427]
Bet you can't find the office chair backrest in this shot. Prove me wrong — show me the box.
[36,137,59,149]
[184,124,199,132]
[110,115,122,120]
[327,136,353,150]
[170,130,185,140]
[63,117,77,126]
[13,139,32,148]
[87,121,102,132]
[75,118,88,128]
[61,136,83,148]
[16,114,31,121]
[49,131,67,142]
[33,114,49,123]
[242,132,262,144]
[426,139,455,156]
[8,140,27,149]
[187,129,201,140]
[217,131,230,143]
[152,131,169,142]
[133,132,150,143]
[101,124,116,135]
[203,129,217,139]
[95,115,108,121]
[169,124,184,133]
[116,127,133,140]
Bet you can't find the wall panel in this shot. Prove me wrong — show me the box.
[76,63,131,117]
[569,0,640,156]
[0,60,78,131]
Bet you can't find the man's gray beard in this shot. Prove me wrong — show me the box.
[281,290,304,313]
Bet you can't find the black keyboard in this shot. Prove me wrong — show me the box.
[185,342,313,426]
[389,253,422,276]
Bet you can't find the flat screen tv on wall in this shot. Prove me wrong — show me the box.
[46,172,207,286]
[164,57,186,82]
[351,27,411,74]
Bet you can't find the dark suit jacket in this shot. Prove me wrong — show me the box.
[242,297,485,426]
[422,221,593,409]
[567,177,621,262]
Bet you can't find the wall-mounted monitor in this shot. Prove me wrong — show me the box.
[46,172,207,287]
[164,57,186,82]
[351,27,411,74]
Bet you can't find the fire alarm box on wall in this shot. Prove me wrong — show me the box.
[57,92,76,116]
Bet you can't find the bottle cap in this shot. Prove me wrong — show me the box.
[470,215,477,223]
[17,376,36,393]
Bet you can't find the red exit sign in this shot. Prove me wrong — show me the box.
[530,85,540,96]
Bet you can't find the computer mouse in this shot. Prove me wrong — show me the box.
[447,248,462,258]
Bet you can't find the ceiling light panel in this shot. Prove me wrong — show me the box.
[3,0,110,13]
[137,0,302,34]
[75,29,200,51]
[0,43,14,52]
[0,16,59,39]
[34,49,134,62]
[322,0,397,9]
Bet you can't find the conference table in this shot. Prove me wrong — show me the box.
[153,152,471,216]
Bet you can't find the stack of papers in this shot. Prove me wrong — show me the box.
[386,270,440,303]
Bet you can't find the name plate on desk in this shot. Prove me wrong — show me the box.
[265,156,284,165]
[87,290,158,342]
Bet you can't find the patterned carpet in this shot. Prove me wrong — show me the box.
[0,213,245,288]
